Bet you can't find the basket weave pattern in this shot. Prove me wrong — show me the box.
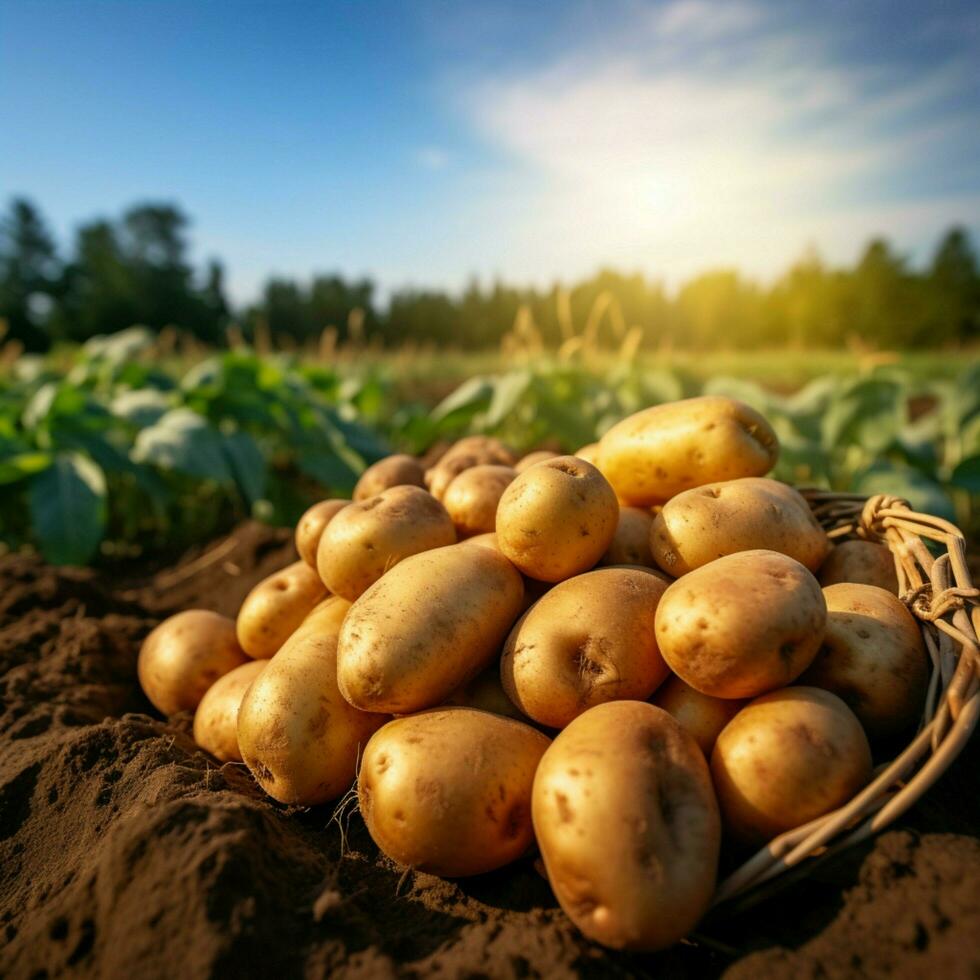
[712,492,980,909]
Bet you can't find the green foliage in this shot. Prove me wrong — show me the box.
[0,332,389,563]
[0,336,977,565]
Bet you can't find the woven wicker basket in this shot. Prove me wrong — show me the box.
[710,492,980,913]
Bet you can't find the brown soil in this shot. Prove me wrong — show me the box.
[1,522,977,979]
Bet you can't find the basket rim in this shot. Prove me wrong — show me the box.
[710,490,980,914]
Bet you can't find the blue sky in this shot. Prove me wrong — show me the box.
[2,0,979,303]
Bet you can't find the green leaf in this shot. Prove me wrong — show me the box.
[484,371,532,429]
[222,430,267,505]
[29,453,107,565]
[949,456,980,496]
[110,389,172,428]
[821,378,903,454]
[430,376,494,426]
[132,409,233,483]
[0,451,52,485]
[297,450,359,492]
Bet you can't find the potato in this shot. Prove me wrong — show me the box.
[650,477,829,576]
[353,454,426,502]
[337,543,525,713]
[425,437,515,500]
[461,531,500,551]
[598,506,656,568]
[651,676,746,756]
[442,464,517,538]
[138,610,249,716]
[818,540,899,593]
[533,701,720,951]
[496,456,619,582]
[295,499,348,568]
[574,442,600,465]
[316,485,456,601]
[235,560,328,659]
[501,568,670,728]
[193,659,267,763]
[711,687,872,845]
[444,666,530,722]
[359,708,549,876]
[515,449,558,472]
[798,584,928,739]
[237,597,388,805]
[655,550,826,699]
[597,396,779,506]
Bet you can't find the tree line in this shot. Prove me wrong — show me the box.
[1,196,977,352]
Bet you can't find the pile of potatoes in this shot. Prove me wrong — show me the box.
[137,395,928,952]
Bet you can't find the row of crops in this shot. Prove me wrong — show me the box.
[1,327,978,564]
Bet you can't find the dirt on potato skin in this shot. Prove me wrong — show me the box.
[0,522,977,980]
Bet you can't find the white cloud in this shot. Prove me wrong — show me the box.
[452,0,979,286]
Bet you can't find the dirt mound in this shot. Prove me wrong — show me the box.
[1,524,977,979]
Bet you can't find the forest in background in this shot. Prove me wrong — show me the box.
[1,196,978,353]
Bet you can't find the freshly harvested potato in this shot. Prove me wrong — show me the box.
[515,449,558,472]
[425,437,515,500]
[651,676,746,756]
[574,443,600,466]
[442,464,517,538]
[711,687,872,845]
[655,550,826,699]
[138,610,249,716]
[353,454,426,502]
[597,396,779,506]
[316,485,456,600]
[461,531,500,551]
[236,560,328,659]
[238,597,388,805]
[444,666,530,722]
[295,499,348,568]
[598,506,657,568]
[650,477,829,576]
[798,584,928,739]
[496,456,619,582]
[358,708,550,876]
[501,568,670,728]
[337,543,525,713]
[193,659,267,763]
[533,701,720,951]
[819,540,899,593]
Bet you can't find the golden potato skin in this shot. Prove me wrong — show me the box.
[501,568,670,728]
[651,676,746,756]
[711,687,872,845]
[650,478,829,576]
[138,610,249,716]
[655,550,826,699]
[295,499,348,568]
[337,543,525,714]
[316,485,456,601]
[236,560,328,659]
[193,659,267,763]
[353,454,426,502]
[515,449,558,472]
[533,701,720,951]
[358,708,550,877]
[598,506,656,568]
[597,396,779,506]
[442,464,517,538]
[444,667,530,722]
[496,456,619,583]
[574,443,600,466]
[237,597,388,805]
[818,540,899,593]
[425,437,515,500]
[798,584,928,739]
